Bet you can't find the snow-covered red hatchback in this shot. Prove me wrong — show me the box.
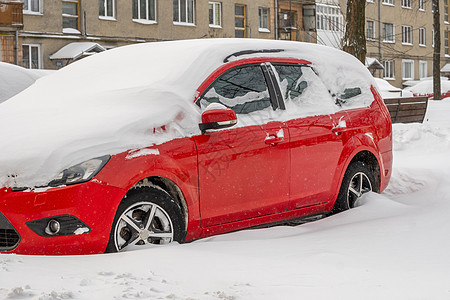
[0,39,392,255]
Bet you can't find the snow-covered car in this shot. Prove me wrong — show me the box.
[0,39,392,255]
[0,62,45,104]
[405,78,450,99]
[373,77,413,99]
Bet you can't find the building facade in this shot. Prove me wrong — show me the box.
[14,0,274,69]
[364,0,450,87]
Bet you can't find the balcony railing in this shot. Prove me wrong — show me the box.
[0,1,24,29]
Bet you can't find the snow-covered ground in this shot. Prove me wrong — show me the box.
[1,99,450,299]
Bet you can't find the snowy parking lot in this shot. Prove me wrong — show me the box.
[1,99,450,299]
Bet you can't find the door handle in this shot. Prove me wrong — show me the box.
[265,135,284,145]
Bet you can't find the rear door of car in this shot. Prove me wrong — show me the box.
[268,63,350,209]
[194,63,290,227]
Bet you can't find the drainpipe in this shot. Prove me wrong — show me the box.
[275,0,279,40]
[15,30,19,65]
[378,0,382,77]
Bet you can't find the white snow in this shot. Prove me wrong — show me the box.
[0,39,374,188]
[405,78,450,96]
[0,62,42,104]
[1,99,450,299]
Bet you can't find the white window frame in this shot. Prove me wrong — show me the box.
[419,0,425,10]
[383,23,395,43]
[367,0,374,3]
[419,27,426,46]
[367,20,375,40]
[382,0,394,6]
[316,4,343,32]
[258,7,270,32]
[133,0,157,23]
[173,0,195,26]
[23,0,41,14]
[208,2,221,28]
[99,0,115,20]
[402,25,413,45]
[402,59,414,80]
[22,44,41,69]
[384,60,395,79]
[419,61,427,79]
[401,0,411,8]
[432,29,435,47]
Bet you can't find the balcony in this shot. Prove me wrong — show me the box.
[0,1,24,30]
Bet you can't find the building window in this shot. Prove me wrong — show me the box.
[384,60,394,79]
[419,27,426,46]
[445,0,449,23]
[367,20,375,40]
[22,44,40,69]
[419,61,427,78]
[62,0,79,32]
[445,31,449,55]
[419,0,424,10]
[99,0,115,18]
[235,4,246,38]
[383,23,395,42]
[23,0,40,13]
[259,7,270,32]
[316,4,343,31]
[208,2,221,27]
[401,0,411,8]
[173,0,195,24]
[402,25,412,44]
[402,59,414,80]
[382,0,394,5]
[133,0,156,21]
[367,0,374,3]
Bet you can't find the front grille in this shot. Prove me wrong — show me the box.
[0,212,20,251]
[0,229,20,249]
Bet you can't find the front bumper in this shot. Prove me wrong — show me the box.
[0,181,126,255]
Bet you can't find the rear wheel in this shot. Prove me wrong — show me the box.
[333,162,376,213]
[106,187,185,252]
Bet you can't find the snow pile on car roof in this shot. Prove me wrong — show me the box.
[0,39,374,188]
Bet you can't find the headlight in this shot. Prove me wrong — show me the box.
[48,155,110,187]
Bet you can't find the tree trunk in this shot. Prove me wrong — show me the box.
[343,0,366,64]
[433,0,441,100]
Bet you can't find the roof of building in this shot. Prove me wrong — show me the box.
[49,42,106,60]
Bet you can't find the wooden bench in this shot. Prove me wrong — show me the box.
[383,96,429,123]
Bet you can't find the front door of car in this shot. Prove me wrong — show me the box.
[194,64,290,227]
[269,63,348,209]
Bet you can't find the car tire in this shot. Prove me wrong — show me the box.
[105,186,185,253]
[332,161,377,214]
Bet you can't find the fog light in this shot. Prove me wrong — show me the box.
[45,220,60,235]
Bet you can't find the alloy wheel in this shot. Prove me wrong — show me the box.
[114,201,174,251]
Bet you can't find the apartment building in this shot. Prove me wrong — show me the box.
[10,0,274,69]
[364,0,450,87]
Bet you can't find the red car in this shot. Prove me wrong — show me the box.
[0,40,392,255]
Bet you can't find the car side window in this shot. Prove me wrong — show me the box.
[199,65,272,115]
[272,64,337,117]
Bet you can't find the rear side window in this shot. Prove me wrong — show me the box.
[199,65,272,115]
[272,64,337,117]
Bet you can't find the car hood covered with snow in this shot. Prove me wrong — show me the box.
[0,39,375,188]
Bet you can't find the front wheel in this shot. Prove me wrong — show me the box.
[332,162,377,213]
[106,187,185,253]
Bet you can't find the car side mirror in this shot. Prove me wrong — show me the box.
[199,107,237,133]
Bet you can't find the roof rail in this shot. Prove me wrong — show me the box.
[223,49,285,63]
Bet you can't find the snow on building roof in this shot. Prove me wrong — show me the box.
[365,57,384,69]
[441,63,450,73]
[49,42,106,60]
